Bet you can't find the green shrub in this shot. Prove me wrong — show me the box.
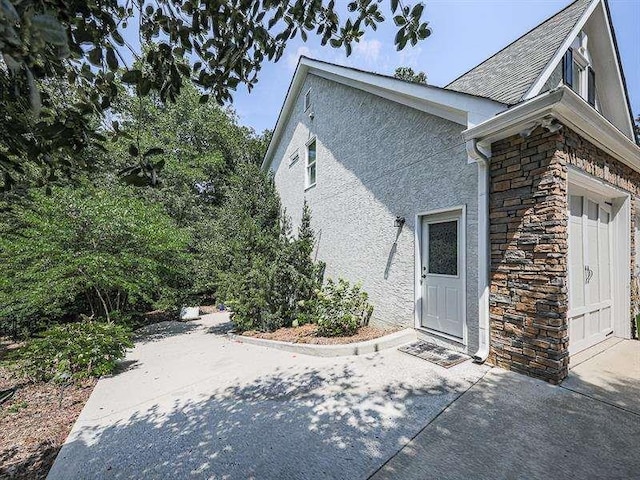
[0,186,191,337]
[202,165,324,332]
[16,322,133,382]
[316,278,374,337]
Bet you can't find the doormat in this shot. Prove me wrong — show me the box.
[398,341,469,368]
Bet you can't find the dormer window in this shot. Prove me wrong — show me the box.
[563,32,597,108]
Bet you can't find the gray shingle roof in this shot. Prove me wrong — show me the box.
[445,0,594,105]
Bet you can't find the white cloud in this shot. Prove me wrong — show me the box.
[398,46,423,69]
[353,39,382,64]
[286,46,314,71]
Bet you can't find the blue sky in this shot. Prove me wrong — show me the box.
[225,0,640,134]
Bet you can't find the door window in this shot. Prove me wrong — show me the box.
[428,220,458,276]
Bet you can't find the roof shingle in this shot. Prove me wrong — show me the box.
[445,0,594,105]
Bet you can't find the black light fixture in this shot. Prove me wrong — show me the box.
[394,216,406,228]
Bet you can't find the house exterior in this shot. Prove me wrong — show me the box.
[262,0,639,384]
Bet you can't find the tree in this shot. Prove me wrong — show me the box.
[0,185,190,337]
[394,66,427,84]
[634,114,640,145]
[0,0,431,189]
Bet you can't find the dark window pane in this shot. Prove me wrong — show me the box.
[428,221,458,275]
[587,67,596,106]
[308,164,316,185]
[563,49,573,87]
[307,140,316,164]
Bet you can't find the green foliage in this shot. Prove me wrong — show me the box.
[0,1,430,190]
[16,322,133,382]
[201,165,324,332]
[316,278,374,337]
[0,186,190,337]
[104,81,267,210]
[394,66,428,84]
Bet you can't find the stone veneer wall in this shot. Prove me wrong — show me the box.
[489,124,639,384]
[489,126,569,384]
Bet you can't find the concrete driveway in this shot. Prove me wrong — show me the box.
[48,314,640,479]
[47,313,489,479]
[373,338,640,480]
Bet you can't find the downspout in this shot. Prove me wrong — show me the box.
[466,138,491,363]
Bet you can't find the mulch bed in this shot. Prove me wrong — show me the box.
[0,339,95,480]
[242,323,400,345]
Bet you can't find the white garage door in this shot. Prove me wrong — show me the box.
[568,194,614,354]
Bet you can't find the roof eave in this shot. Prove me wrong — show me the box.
[464,85,640,172]
[261,59,311,171]
[261,57,507,171]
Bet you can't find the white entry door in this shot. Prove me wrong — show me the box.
[420,212,464,339]
[568,194,614,354]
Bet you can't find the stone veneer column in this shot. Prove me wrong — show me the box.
[488,126,569,384]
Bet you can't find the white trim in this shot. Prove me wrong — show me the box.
[598,0,635,137]
[524,0,634,139]
[414,205,468,346]
[262,57,506,171]
[303,88,311,112]
[464,86,640,170]
[567,165,628,198]
[305,136,317,189]
[524,0,599,100]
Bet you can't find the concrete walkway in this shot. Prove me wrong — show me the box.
[372,338,640,480]
[47,316,640,480]
[47,313,489,479]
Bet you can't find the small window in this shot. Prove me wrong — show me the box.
[290,150,299,167]
[304,89,311,111]
[587,67,596,107]
[563,49,573,87]
[306,139,316,188]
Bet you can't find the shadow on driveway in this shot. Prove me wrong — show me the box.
[373,364,640,480]
[46,361,471,479]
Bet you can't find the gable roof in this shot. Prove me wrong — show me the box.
[446,0,595,105]
[262,57,505,170]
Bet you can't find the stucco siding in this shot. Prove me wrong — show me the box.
[270,74,479,352]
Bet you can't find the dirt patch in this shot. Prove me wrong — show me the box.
[0,340,95,479]
[242,324,400,345]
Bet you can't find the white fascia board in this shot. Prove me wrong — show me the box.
[261,60,310,171]
[464,85,640,172]
[304,59,506,123]
[262,57,506,171]
[598,0,635,138]
[523,0,600,101]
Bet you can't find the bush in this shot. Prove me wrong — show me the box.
[0,186,191,337]
[316,279,374,337]
[201,165,324,332]
[16,321,133,382]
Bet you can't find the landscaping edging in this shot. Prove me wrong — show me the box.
[227,328,417,357]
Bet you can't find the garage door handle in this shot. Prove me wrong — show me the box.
[585,266,593,284]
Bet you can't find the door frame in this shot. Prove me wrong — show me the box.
[414,205,467,345]
[567,167,632,344]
